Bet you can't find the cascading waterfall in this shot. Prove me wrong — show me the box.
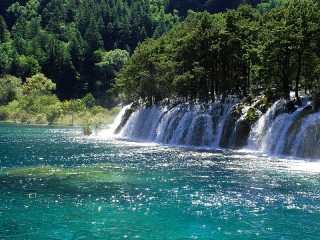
[99,104,131,137]
[119,102,235,148]
[289,112,320,158]
[227,105,251,149]
[247,99,294,153]
[119,104,168,140]
[246,100,284,150]
[108,104,132,134]
[113,99,320,159]
[247,99,320,158]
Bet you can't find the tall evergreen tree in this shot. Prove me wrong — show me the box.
[0,16,10,43]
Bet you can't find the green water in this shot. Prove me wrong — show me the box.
[0,123,319,239]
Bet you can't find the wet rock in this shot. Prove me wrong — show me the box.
[285,100,297,113]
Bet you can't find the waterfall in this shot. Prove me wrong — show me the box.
[117,102,234,148]
[247,100,287,150]
[155,105,187,144]
[289,112,320,158]
[98,104,131,137]
[119,104,167,140]
[108,104,132,134]
[113,99,320,159]
[247,100,320,158]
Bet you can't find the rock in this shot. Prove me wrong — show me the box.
[285,100,297,113]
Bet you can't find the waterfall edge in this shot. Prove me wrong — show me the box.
[111,98,320,160]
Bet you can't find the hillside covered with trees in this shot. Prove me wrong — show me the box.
[1,0,285,104]
[1,0,317,127]
[116,0,320,110]
[0,0,177,105]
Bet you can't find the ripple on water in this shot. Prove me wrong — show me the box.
[0,124,320,239]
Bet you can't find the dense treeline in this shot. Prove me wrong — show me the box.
[0,0,281,107]
[0,0,180,105]
[166,0,289,16]
[116,0,320,109]
[167,0,256,15]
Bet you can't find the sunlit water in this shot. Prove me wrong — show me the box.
[0,123,319,239]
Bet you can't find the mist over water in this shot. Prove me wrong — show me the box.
[0,123,319,239]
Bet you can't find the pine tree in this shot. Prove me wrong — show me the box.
[0,16,10,43]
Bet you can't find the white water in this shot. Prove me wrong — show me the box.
[119,104,167,140]
[289,112,320,158]
[99,104,132,137]
[112,100,320,159]
[248,100,320,158]
[118,102,236,148]
[247,100,303,154]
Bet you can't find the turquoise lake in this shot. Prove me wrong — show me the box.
[0,123,319,239]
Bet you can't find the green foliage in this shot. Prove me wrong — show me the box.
[258,0,320,99]
[0,42,15,75]
[116,37,176,105]
[18,94,61,123]
[45,101,62,125]
[116,0,320,106]
[0,75,22,105]
[0,74,119,130]
[1,73,66,125]
[83,124,93,136]
[1,100,20,119]
[62,99,86,113]
[0,0,276,103]
[82,93,96,109]
[22,73,56,95]
[94,49,130,104]
[61,99,86,125]
[0,0,183,101]
[257,0,288,14]
[1,0,320,108]
[79,111,93,135]
[117,7,259,102]
[96,49,130,72]
[15,55,40,79]
[0,16,10,43]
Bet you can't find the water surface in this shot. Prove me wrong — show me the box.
[0,123,319,239]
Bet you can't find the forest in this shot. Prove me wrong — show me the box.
[116,0,320,109]
[0,0,286,102]
[1,0,319,127]
[0,0,178,105]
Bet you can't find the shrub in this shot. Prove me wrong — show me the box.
[82,93,96,109]
[0,106,9,120]
[83,124,92,135]
[35,114,47,125]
